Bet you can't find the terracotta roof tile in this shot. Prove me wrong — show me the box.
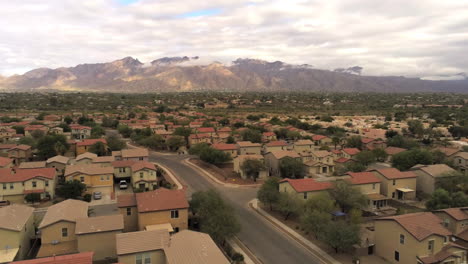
[280,178,333,192]
[117,194,137,208]
[212,143,237,151]
[0,157,13,167]
[385,146,407,155]
[0,168,56,183]
[346,171,381,185]
[343,148,360,155]
[136,189,189,213]
[266,141,288,147]
[434,207,468,221]
[131,161,156,172]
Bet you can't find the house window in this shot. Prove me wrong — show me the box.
[428,240,434,251]
[32,181,37,188]
[399,234,405,244]
[80,177,85,183]
[140,172,144,179]
[135,253,151,264]
[392,192,395,198]
[62,227,68,237]
[372,183,376,190]
[106,175,110,180]
[444,236,448,244]
[126,208,131,216]
[171,210,179,219]
[443,219,450,227]
[9,183,13,190]
[45,181,49,187]
[100,175,104,181]
[303,192,308,199]
[392,180,396,186]
[174,227,179,233]
[2,183,5,190]
[394,251,399,262]
[139,157,143,161]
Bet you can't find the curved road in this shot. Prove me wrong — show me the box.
[150,152,324,264]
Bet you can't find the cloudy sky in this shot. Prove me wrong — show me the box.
[1,0,468,78]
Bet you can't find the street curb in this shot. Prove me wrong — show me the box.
[249,199,341,264]
[183,159,261,188]
[152,162,184,190]
[229,236,264,264]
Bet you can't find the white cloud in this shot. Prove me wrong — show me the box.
[0,0,467,78]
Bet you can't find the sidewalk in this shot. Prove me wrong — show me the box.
[183,159,261,188]
[228,237,262,264]
[153,162,184,190]
[250,199,341,264]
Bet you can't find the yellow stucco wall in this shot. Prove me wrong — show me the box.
[138,208,188,231]
[118,250,166,264]
[41,221,77,244]
[119,207,138,232]
[77,230,122,260]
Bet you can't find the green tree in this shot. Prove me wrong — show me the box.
[323,221,360,253]
[331,136,341,150]
[89,142,107,156]
[199,148,232,165]
[426,189,452,210]
[392,149,433,171]
[241,129,262,143]
[54,141,67,156]
[408,119,424,138]
[257,177,280,211]
[19,136,35,147]
[385,130,398,139]
[188,143,211,155]
[329,181,368,213]
[25,193,41,203]
[190,190,240,245]
[372,148,388,162]
[303,192,336,213]
[301,210,332,239]
[91,125,105,138]
[56,180,86,199]
[117,125,133,138]
[240,159,266,182]
[166,136,186,151]
[57,123,71,132]
[173,127,192,142]
[139,134,165,149]
[106,135,126,151]
[346,136,362,149]
[355,151,375,166]
[12,125,25,135]
[37,135,69,159]
[277,192,303,220]
[279,157,305,179]
[226,136,235,144]
[64,116,73,124]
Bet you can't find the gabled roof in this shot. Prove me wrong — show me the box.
[236,141,261,147]
[454,152,468,160]
[263,131,275,137]
[116,230,169,255]
[0,156,12,167]
[8,144,31,151]
[117,193,137,208]
[0,204,34,232]
[164,230,230,264]
[436,147,460,157]
[280,178,333,193]
[39,199,89,229]
[197,127,215,133]
[75,152,98,161]
[385,146,407,155]
[76,138,107,147]
[335,157,351,163]
[212,143,237,151]
[18,161,46,169]
[0,168,56,183]
[266,140,288,147]
[361,138,375,144]
[294,139,314,146]
[131,161,156,172]
[92,156,114,163]
[311,150,332,158]
[377,212,451,241]
[11,252,94,264]
[75,214,124,235]
[65,164,114,176]
[120,148,149,158]
[412,164,456,177]
[433,207,468,221]
[312,135,328,141]
[46,155,70,165]
[346,171,381,185]
[268,150,300,159]
[112,160,137,168]
[371,168,417,180]
[136,188,189,213]
[342,148,360,155]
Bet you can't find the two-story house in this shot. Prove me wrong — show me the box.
[293,139,315,153]
[411,164,457,195]
[265,150,301,177]
[236,141,262,155]
[263,141,289,154]
[0,168,57,203]
[70,124,91,140]
[37,199,89,257]
[7,145,32,166]
[279,178,333,200]
[453,152,468,173]
[346,172,387,210]
[64,164,114,196]
[75,139,107,156]
[131,162,159,191]
[370,168,417,200]
[113,148,149,161]
[342,148,361,159]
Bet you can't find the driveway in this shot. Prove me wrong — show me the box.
[149,152,327,264]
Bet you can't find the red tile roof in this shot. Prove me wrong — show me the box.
[266,140,288,147]
[197,127,215,133]
[361,138,375,144]
[0,157,12,167]
[112,160,137,168]
[335,157,350,163]
[131,161,156,172]
[434,207,468,221]
[385,146,407,155]
[343,148,360,155]
[378,212,451,241]
[263,132,276,137]
[136,189,189,213]
[212,143,237,151]
[0,168,55,183]
[346,171,381,185]
[372,168,417,179]
[312,135,328,141]
[76,138,107,146]
[280,178,333,192]
[117,194,137,208]
[11,252,94,264]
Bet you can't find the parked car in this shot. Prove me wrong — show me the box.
[119,180,128,190]
[93,191,102,200]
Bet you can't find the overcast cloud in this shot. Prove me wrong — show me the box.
[1,0,468,78]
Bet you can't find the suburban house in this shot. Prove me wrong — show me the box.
[113,160,136,182]
[118,188,189,232]
[70,124,91,140]
[304,150,335,176]
[374,212,466,264]
[0,156,13,168]
[37,199,89,257]
[279,178,333,200]
[262,131,277,142]
[436,147,461,160]
[0,204,35,262]
[0,168,57,203]
[64,164,114,196]
[342,148,361,159]
[263,140,289,154]
[45,155,69,176]
[18,161,46,169]
[24,125,48,137]
[116,229,169,264]
[196,127,216,136]
[74,152,97,165]
[75,139,107,156]
[113,148,149,161]
[370,168,417,200]
[11,252,94,264]
[212,143,238,158]
[384,147,407,162]
[7,145,32,166]
[236,141,262,155]
[433,207,468,248]
[0,127,15,143]
[233,155,268,180]
[131,162,160,191]
[76,214,124,261]
[453,152,468,173]
[411,164,457,195]
[293,139,315,153]
[312,135,332,147]
[164,230,230,264]
[346,172,387,210]
[265,150,301,177]
[188,133,212,146]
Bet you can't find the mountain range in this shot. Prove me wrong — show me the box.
[0,56,467,93]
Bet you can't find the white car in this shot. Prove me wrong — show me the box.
[119,180,128,190]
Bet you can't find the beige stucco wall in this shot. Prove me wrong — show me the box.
[41,221,77,244]
[279,181,326,201]
[293,144,313,153]
[354,182,381,195]
[77,230,122,260]
[0,214,34,260]
[238,146,261,155]
[114,167,132,179]
[132,169,157,190]
[119,207,138,232]
[375,220,447,264]
[46,162,66,176]
[118,250,166,264]
[413,171,436,195]
[138,208,188,231]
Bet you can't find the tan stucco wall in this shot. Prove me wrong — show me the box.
[238,147,261,155]
[41,221,77,244]
[375,220,447,264]
[119,207,138,232]
[46,162,66,175]
[138,208,188,231]
[77,230,122,260]
[0,215,34,260]
[354,183,381,195]
[114,167,132,179]
[118,250,166,264]
[279,181,326,201]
